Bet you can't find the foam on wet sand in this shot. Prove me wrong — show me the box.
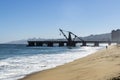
[21,45,120,80]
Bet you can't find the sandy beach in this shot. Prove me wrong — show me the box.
[21,45,120,80]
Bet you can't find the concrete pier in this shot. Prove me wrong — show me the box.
[27,40,113,47]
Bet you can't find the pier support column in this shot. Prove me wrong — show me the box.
[72,42,76,47]
[67,43,70,46]
[67,41,76,47]
[47,42,53,47]
[94,42,99,46]
[28,42,35,46]
[66,42,73,47]
[82,42,86,46]
[36,42,43,46]
[59,42,64,47]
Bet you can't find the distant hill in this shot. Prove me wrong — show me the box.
[6,38,56,44]
[6,39,28,44]
[6,33,111,44]
[82,33,111,41]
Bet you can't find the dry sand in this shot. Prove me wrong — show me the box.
[21,46,120,80]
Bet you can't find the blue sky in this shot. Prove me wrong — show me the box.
[0,0,120,43]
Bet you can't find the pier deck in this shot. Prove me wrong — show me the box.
[27,40,113,47]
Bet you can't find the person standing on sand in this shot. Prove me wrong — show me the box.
[106,46,108,49]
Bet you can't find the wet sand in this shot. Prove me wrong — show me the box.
[21,45,120,80]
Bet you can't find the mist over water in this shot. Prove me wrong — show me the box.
[0,44,106,80]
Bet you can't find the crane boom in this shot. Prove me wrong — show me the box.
[59,28,84,41]
[59,29,68,40]
[70,32,84,42]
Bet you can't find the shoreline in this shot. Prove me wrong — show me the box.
[21,45,120,80]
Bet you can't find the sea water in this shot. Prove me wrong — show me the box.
[0,44,107,80]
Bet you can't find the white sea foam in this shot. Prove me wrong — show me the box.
[0,46,105,80]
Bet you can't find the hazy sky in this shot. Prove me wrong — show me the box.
[0,0,120,43]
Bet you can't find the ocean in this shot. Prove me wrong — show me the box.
[0,44,106,80]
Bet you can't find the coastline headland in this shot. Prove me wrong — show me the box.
[21,45,120,80]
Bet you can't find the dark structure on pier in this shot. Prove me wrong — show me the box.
[27,29,114,47]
